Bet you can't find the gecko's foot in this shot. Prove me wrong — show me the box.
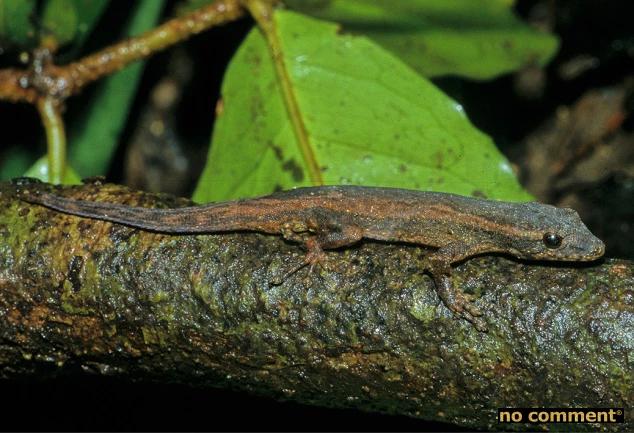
[460,310,488,332]
[268,260,324,286]
[434,276,488,332]
[268,240,329,286]
[303,237,330,270]
[268,261,310,286]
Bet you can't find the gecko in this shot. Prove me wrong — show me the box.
[19,185,605,331]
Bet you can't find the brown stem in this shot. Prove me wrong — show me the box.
[0,0,245,105]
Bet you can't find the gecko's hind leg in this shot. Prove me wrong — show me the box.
[268,261,311,286]
[269,223,363,286]
[268,236,327,286]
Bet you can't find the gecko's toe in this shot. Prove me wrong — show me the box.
[456,307,488,332]
[268,275,284,286]
[433,275,487,331]
[469,315,489,332]
[267,249,328,287]
[303,238,330,271]
[464,299,483,317]
[436,286,481,316]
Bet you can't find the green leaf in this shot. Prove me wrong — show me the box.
[41,0,79,46]
[23,156,82,184]
[60,0,110,58]
[72,0,110,43]
[0,146,35,181]
[285,0,560,80]
[0,0,109,52]
[67,0,166,178]
[0,0,37,48]
[194,10,533,203]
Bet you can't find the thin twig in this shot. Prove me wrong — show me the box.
[0,0,245,105]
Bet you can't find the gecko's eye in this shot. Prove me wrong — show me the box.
[543,232,563,249]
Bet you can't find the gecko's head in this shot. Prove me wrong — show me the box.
[506,203,605,262]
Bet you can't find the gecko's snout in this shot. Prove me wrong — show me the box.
[590,240,605,259]
[567,234,605,260]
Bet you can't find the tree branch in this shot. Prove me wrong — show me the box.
[0,0,245,104]
[1,180,630,431]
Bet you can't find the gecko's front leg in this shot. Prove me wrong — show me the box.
[422,243,488,332]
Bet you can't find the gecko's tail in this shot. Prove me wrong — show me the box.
[19,191,222,234]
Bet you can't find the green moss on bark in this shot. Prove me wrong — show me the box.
[0,180,631,431]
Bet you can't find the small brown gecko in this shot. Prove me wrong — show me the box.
[20,185,605,331]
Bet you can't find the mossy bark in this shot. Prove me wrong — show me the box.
[0,180,631,431]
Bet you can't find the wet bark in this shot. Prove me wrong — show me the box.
[0,180,631,431]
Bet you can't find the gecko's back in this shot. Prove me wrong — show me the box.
[20,185,604,262]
